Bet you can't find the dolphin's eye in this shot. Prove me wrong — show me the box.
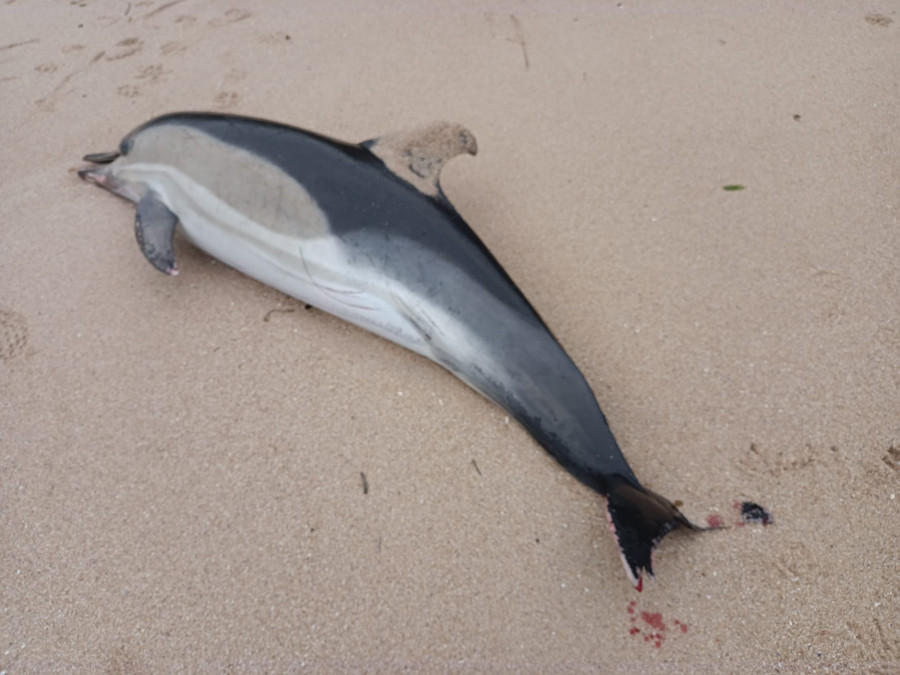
[120,137,134,156]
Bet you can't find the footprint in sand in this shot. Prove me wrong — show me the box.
[0,309,29,360]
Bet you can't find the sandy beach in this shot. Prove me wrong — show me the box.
[2,1,899,671]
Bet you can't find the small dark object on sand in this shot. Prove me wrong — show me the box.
[740,501,773,525]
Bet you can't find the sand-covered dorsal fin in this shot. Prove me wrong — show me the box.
[362,122,477,197]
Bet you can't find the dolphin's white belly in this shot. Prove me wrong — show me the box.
[121,161,489,367]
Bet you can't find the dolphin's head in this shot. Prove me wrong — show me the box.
[78,150,142,203]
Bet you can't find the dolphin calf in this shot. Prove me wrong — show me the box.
[79,112,697,588]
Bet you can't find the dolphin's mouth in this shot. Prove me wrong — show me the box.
[79,150,121,183]
[77,166,103,182]
[77,159,141,204]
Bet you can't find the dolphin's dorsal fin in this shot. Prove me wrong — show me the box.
[362,122,477,197]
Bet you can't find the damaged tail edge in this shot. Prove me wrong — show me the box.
[604,475,700,590]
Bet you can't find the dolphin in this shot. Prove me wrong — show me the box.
[79,112,698,588]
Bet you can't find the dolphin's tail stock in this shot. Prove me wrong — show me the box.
[604,476,698,591]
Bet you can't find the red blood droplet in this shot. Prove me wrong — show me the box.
[627,605,635,614]
[640,611,666,632]
[680,623,688,633]
[706,513,724,528]
[629,627,640,635]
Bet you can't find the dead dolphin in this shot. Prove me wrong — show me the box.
[79,112,698,588]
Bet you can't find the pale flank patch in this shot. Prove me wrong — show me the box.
[122,124,331,238]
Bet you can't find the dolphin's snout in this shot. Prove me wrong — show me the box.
[78,167,105,184]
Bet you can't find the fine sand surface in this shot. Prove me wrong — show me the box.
[2,1,898,672]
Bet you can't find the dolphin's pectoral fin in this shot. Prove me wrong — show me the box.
[82,150,121,163]
[135,192,179,276]
[362,122,477,197]
[604,477,700,591]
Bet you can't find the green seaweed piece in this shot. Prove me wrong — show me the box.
[723,184,745,191]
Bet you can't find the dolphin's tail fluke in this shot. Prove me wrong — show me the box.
[604,476,698,591]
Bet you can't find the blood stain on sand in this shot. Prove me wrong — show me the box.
[626,600,688,648]
[704,501,773,529]
[641,611,666,631]
[706,513,725,528]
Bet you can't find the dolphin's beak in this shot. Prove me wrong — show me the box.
[79,149,120,183]
[77,162,140,203]
[82,150,121,164]
[78,166,103,182]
